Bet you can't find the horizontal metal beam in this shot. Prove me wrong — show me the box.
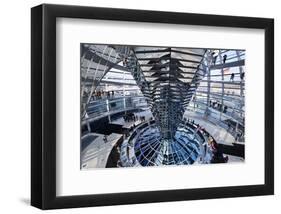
[140,64,198,69]
[135,49,204,57]
[137,57,201,64]
[210,59,245,70]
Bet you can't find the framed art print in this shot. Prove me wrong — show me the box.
[31,4,274,209]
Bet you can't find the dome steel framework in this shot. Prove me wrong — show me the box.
[80,44,245,167]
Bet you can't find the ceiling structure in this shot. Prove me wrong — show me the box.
[81,45,213,140]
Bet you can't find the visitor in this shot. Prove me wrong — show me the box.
[201,127,206,134]
[96,91,100,99]
[211,52,217,65]
[224,155,229,163]
[219,103,223,111]
[223,54,227,64]
[223,105,228,113]
[210,141,218,153]
[227,122,231,130]
[230,73,235,82]
[103,135,107,143]
[240,72,245,80]
[217,103,220,110]
[122,57,128,66]
[235,132,241,141]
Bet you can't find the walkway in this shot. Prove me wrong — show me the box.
[81,133,122,169]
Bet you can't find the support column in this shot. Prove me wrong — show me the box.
[218,50,224,121]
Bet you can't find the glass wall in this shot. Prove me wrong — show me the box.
[189,50,245,138]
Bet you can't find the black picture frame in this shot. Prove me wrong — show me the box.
[31,4,274,210]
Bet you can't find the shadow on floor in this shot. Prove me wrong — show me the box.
[19,198,30,205]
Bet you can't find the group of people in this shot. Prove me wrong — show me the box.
[209,100,228,113]
[207,136,229,163]
[187,118,195,125]
[198,124,229,163]
[92,90,115,100]
[229,72,245,81]
[211,52,228,65]
[186,118,208,140]
[186,118,229,164]
[123,112,137,123]
[123,112,147,123]
[211,52,245,82]
[139,116,146,122]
